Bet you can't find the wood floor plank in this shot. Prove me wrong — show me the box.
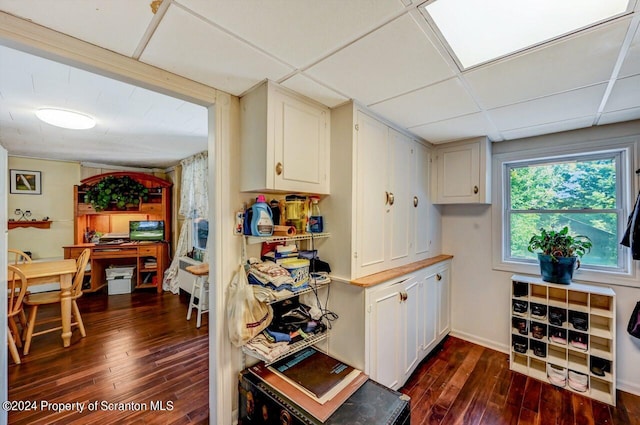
[8,291,208,424]
[402,337,640,425]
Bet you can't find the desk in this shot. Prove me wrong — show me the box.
[13,259,77,348]
[64,242,168,294]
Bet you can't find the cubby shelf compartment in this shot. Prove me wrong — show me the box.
[510,274,616,406]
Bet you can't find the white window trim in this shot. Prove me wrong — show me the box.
[491,135,640,288]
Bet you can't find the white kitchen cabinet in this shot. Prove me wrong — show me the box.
[354,110,423,277]
[433,136,491,204]
[240,80,330,194]
[327,257,452,390]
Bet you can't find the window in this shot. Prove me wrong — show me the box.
[192,217,209,254]
[504,150,626,273]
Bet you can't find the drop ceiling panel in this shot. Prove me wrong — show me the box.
[369,77,479,128]
[306,13,455,105]
[140,5,293,96]
[618,20,640,77]
[0,0,154,56]
[281,74,348,108]
[409,112,499,144]
[604,74,640,114]
[463,18,630,109]
[178,0,407,68]
[489,84,607,131]
[500,116,595,140]
[599,106,640,124]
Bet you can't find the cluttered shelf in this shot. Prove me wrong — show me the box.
[245,232,330,245]
[242,331,328,366]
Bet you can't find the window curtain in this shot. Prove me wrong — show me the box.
[163,151,208,293]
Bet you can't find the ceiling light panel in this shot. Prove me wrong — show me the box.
[423,0,630,69]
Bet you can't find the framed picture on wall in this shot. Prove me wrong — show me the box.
[10,169,42,195]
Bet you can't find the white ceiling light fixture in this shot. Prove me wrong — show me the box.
[35,108,96,130]
[423,0,630,69]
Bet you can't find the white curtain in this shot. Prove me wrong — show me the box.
[163,151,208,293]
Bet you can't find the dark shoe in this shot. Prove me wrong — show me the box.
[549,327,567,345]
[569,332,588,351]
[533,343,546,358]
[590,357,610,376]
[531,303,547,319]
[532,324,545,339]
[513,341,527,354]
[513,300,528,315]
[513,282,528,297]
[549,307,566,326]
[569,311,588,331]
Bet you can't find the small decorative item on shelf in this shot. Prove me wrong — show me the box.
[83,175,149,211]
[527,226,592,284]
[14,208,31,221]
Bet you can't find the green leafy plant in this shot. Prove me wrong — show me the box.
[84,175,149,211]
[527,226,593,261]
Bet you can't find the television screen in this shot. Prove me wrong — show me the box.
[129,220,164,241]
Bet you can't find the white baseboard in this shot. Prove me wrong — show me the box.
[617,379,640,397]
[449,329,509,354]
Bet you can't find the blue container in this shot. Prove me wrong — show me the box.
[538,254,577,284]
[251,195,274,236]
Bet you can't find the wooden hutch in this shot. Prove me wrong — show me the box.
[63,172,172,294]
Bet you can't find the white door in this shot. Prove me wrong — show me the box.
[436,141,479,203]
[368,281,403,389]
[413,142,431,259]
[1,145,8,422]
[420,270,438,355]
[437,267,451,339]
[401,276,420,383]
[274,91,329,194]
[355,112,388,276]
[388,129,412,267]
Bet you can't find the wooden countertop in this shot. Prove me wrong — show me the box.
[349,254,454,288]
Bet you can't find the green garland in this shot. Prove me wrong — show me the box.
[84,175,149,211]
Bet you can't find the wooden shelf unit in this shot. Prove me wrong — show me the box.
[510,275,616,406]
[8,220,51,229]
[67,172,172,294]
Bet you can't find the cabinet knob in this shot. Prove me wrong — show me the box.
[473,185,479,194]
[388,192,395,206]
[399,292,408,302]
[275,162,283,175]
[436,273,442,281]
[413,196,419,207]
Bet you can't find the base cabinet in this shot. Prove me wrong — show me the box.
[328,258,452,390]
[510,275,616,406]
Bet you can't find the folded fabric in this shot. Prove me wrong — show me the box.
[265,329,291,343]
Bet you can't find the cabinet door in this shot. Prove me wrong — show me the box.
[419,270,438,355]
[355,111,388,276]
[273,91,329,194]
[401,276,420,383]
[388,129,413,267]
[437,267,451,339]
[413,142,431,259]
[368,281,403,389]
[434,137,490,204]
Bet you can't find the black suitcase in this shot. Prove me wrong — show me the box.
[238,369,410,425]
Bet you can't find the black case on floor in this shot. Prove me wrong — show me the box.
[238,369,410,425]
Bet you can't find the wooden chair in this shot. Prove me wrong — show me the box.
[8,248,32,265]
[7,265,28,364]
[22,249,90,355]
[8,249,32,336]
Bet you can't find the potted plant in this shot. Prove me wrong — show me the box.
[527,226,593,284]
[84,175,149,211]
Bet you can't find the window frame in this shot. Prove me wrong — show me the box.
[491,136,638,287]
[503,151,625,271]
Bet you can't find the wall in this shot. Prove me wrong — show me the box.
[8,157,80,259]
[445,120,640,396]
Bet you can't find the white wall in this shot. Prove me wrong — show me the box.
[445,120,640,396]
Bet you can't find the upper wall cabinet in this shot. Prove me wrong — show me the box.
[433,137,491,204]
[240,80,330,194]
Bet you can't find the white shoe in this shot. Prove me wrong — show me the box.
[568,370,588,392]
[547,364,567,387]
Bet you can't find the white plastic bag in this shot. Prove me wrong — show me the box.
[227,264,273,347]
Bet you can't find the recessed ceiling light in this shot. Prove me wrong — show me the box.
[35,108,96,130]
[423,0,630,69]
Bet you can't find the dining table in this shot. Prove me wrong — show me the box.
[12,259,77,348]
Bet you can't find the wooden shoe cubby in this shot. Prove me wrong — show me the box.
[510,274,616,405]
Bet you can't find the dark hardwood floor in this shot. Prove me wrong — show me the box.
[400,337,640,425]
[8,289,209,424]
[10,291,640,425]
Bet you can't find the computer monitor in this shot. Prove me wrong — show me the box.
[129,220,164,241]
